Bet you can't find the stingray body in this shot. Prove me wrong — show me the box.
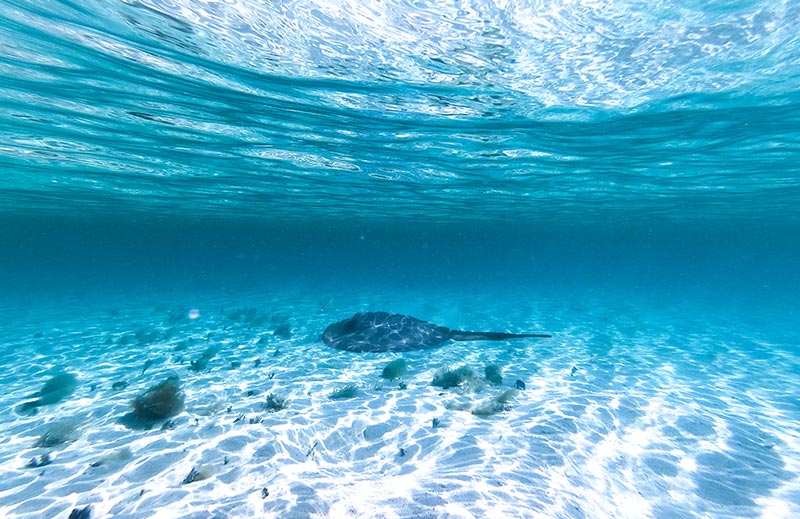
[322,311,551,353]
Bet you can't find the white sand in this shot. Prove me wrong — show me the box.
[0,289,797,518]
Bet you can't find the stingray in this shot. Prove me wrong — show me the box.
[322,312,551,353]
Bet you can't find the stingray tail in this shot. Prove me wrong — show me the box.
[449,331,551,341]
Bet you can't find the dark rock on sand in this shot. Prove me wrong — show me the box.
[181,465,213,484]
[26,453,52,468]
[68,505,92,519]
[471,389,519,416]
[431,365,475,389]
[380,358,407,380]
[34,418,81,447]
[17,372,78,414]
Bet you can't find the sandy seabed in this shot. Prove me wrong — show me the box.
[0,289,798,519]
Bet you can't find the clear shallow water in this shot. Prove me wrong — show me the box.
[1,1,800,518]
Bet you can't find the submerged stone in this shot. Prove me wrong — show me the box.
[380,358,407,380]
[34,418,81,447]
[431,365,475,389]
[17,372,78,414]
[68,506,92,519]
[471,389,519,417]
[181,465,213,484]
[26,453,51,469]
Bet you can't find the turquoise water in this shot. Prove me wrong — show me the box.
[1,1,799,518]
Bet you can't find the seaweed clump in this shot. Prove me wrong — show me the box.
[484,364,503,386]
[263,393,290,412]
[380,358,407,380]
[328,384,359,400]
[121,377,185,429]
[431,365,475,389]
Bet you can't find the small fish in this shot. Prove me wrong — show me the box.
[306,440,319,457]
[141,359,153,375]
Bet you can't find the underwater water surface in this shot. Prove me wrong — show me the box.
[1,1,799,518]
